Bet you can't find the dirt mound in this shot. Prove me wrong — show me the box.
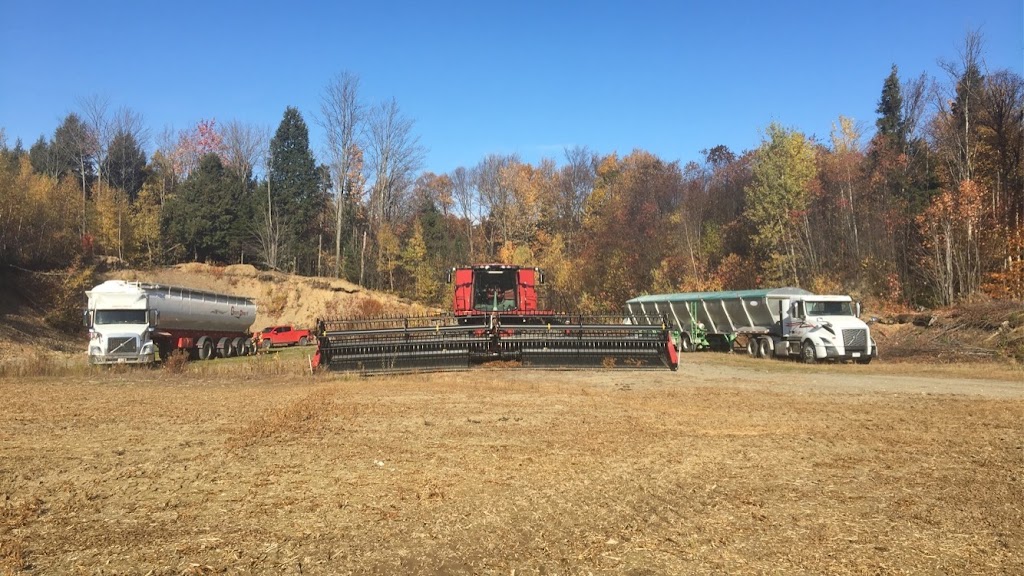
[0,263,439,365]
[871,300,1024,363]
[113,263,437,331]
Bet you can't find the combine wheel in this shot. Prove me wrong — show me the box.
[217,337,232,358]
[197,336,214,361]
[801,340,817,364]
[679,333,694,353]
[757,337,772,359]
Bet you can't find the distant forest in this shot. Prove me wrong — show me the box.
[1,33,1021,311]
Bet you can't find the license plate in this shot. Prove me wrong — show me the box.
[852,352,861,358]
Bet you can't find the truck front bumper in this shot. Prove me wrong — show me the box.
[89,353,156,365]
[822,345,876,361]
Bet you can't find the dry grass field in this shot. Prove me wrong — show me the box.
[1,352,1021,575]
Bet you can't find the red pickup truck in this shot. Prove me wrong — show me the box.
[257,325,313,350]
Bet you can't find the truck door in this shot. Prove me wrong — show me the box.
[517,268,538,312]
[787,301,808,338]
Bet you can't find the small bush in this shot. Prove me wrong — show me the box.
[162,350,189,374]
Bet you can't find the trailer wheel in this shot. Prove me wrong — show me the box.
[679,333,694,353]
[197,336,214,361]
[801,340,817,364]
[746,338,757,357]
[217,337,232,358]
[240,339,254,356]
[757,338,772,359]
[231,337,245,357]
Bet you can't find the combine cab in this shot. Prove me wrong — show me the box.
[314,264,678,374]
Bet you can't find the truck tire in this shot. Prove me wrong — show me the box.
[679,333,694,353]
[217,337,232,358]
[240,339,254,356]
[757,337,772,359]
[231,337,245,357]
[299,336,308,346]
[197,336,214,361]
[746,338,757,357]
[856,356,872,365]
[801,340,817,364]
[261,338,272,352]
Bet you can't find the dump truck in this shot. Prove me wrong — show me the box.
[625,287,876,364]
[314,263,678,374]
[84,280,257,365]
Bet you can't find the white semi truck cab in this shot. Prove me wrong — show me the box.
[84,280,256,365]
[780,295,875,363]
[84,281,158,365]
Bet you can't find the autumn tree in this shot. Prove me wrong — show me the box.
[577,151,684,310]
[744,123,817,286]
[0,156,80,268]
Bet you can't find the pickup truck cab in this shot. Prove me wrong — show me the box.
[257,325,312,350]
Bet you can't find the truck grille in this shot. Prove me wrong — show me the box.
[106,337,138,354]
[843,329,867,350]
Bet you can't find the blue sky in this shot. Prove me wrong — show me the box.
[1,1,1021,174]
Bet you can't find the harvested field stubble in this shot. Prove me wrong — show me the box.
[0,358,1021,575]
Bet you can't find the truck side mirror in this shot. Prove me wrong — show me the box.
[83,310,92,328]
[537,269,545,284]
[855,302,862,318]
[148,309,159,327]
[445,268,453,284]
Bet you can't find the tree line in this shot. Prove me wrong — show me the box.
[1,33,1020,311]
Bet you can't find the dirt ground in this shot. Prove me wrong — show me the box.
[1,353,1021,575]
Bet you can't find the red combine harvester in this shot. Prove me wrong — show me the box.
[313,264,678,374]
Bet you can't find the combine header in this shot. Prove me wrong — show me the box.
[314,264,678,374]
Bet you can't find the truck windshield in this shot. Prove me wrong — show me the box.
[805,301,853,316]
[473,270,518,311]
[95,310,148,325]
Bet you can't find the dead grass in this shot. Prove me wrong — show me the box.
[0,362,1020,575]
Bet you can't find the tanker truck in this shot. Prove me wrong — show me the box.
[625,287,877,364]
[84,280,257,365]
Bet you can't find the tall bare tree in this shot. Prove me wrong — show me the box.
[220,120,267,182]
[319,71,363,277]
[78,95,111,185]
[450,166,477,259]
[365,98,425,226]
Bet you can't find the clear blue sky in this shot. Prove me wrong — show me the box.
[2,1,1021,174]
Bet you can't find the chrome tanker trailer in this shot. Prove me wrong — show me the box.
[625,287,876,364]
[84,280,257,365]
